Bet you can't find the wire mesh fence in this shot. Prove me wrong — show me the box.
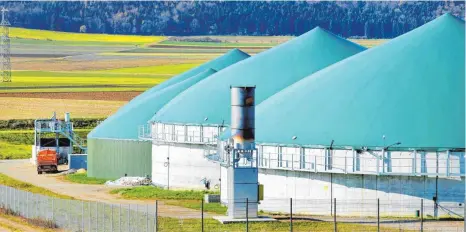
[0,184,463,231]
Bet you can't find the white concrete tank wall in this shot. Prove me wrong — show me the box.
[258,169,464,217]
[152,143,221,190]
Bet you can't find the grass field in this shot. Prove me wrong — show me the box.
[2,70,169,88]
[110,186,227,214]
[159,40,279,47]
[0,97,125,119]
[0,129,91,159]
[10,27,165,45]
[63,173,112,185]
[105,63,203,74]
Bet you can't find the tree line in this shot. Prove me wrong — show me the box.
[4,1,465,38]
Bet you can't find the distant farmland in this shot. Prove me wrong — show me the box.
[0,27,388,119]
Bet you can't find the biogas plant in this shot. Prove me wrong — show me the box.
[87,14,465,218]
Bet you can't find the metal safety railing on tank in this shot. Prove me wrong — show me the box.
[138,124,152,140]
[139,123,224,145]
[255,148,465,177]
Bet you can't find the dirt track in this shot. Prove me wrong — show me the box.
[0,91,142,101]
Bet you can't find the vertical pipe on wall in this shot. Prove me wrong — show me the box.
[290,198,293,232]
[446,150,451,176]
[246,198,249,232]
[333,198,337,232]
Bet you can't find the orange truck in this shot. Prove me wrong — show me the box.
[37,149,58,174]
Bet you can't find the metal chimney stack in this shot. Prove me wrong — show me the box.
[231,86,255,150]
[226,86,258,219]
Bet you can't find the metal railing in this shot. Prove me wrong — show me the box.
[256,148,465,177]
[139,123,224,145]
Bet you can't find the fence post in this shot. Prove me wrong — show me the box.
[155,201,158,232]
[377,199,380,232]
[96,201,98,231]
[246,198,249,232]
[119,204,121,232]
[88,201,91,232]
[103,203,106,232]
[26,192,29,219]
[81,201,84,232]
[36,194,38,219]
[201,199,204,232]
[420,199,424,232]
[290,198,293,232]
[333,198,337,232]
[111,204,114,232]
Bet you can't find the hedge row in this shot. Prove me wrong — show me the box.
[0,118,105,130]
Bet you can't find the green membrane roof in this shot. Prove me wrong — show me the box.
[151,27,366,125]
[255,14,465,149]
[88,49,249,139]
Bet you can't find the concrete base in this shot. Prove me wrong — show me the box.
[214,216,276,224]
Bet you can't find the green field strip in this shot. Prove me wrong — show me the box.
[158,40,279,47]
[0,87,150,93]
[11,71,171,78]
[11,37,144,47]
[104,63,203,74]
[10,27,165,46]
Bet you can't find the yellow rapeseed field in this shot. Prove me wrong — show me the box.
[10,27,165,45]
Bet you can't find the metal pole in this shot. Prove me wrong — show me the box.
[420,199,424,232]
[119,204,121,232]
[103,203,105,232]
[290,198,293,232]
[201,199,204,232]
[333,198,337,232]
[88,201,91,232]
[146,204,149,232]
[377,199,380,232]
[96,201,98,231]
[26,192,29,219]
[128,204,130,232]
[155,201,158,232]
[111,204,114,232]
[246,198,249,232]
[81,201,84,232]
[36,194,38,219]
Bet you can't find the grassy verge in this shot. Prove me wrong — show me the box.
[158,217,402,232]
[0,173,73,199]
[63,173,111,185]
[0,208,58,232]
[110,186,212,200]
[110,186,227,214]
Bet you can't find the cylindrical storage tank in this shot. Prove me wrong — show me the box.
[230,86,255,150]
